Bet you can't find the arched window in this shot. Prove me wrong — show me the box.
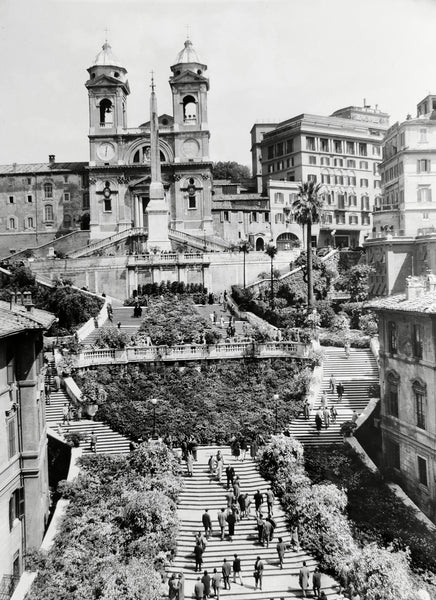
[255,238,264,251]
[276,232,300,251]
[99,98,113,126]
[8,217,16,230]
[386,371,399,417]
[26,216,34,229]
[183,95,197,123]
[43,182,53,198]
[132,146,166,164]
[44,204,53,222]
[412,379,426,430]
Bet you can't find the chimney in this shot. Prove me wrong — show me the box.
[49,154,55,165]
[406,276,425,300]
[426,271,436,292]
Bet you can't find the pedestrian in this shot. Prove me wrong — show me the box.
[323,406,330,429]
[276,536,287,569]
[330,404,338,423]
[202,509,212,539]
[225,489,235,509]
[191,437,198,461]
[315,410,323,436]
[312,566,322,598]
[230,554,243,586]
[299,561,310,598]
[186,453,194,477]
[226,510,236,540]
[232,440,241,459]
[181,438,188,461]
[194,577,204,600]
[266,489,274,516]
[62,403,70,426]
[216,451,224,482]
[290,524,300,551]
[90,431,97,453]
[254,490,263,514]
[226,465,235,489]
[201,570,211,599]
[176,573,184,600]
[212,311,217,324]
[262,519,273,548]
[233,478,241,501]
[256,513,265,544]
[217,507,227,540]
[45,385,51,405]
[208,455,216,475]
[53,374,61,391]
[320,391,327,408]
[245,495,252,518]
[303,398,310,420]
[253,556,264,591]
[336,381,345,402]
[194,542,204,573]
[240,437,248,461]
[238,493,247,518]
[352,410,359,423]
[221,558,231,590]
[344,341,350,358]
[211,568,221,599]
[195,531,207,551]
[329,373,336,393]
[250,435,258,459]
[168,573,178,600]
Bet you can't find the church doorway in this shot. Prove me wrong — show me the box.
[255,238,265,251]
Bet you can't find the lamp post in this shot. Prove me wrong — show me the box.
[150,398,159,440]
[273,393,279,434]
[239,240,251,290]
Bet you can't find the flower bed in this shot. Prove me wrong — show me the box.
[257,435,426,600]
[26,442,182,600]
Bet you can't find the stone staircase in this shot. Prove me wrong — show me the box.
[289,347,379,446]
[81,306,145,346]
[169,446,338,599]
[45,360,130,455]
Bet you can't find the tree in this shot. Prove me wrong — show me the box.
[265,243,278,309]
[212,161,251,182]
[292,181,324,307]
[337,263,375,302]
[239,239,252,289]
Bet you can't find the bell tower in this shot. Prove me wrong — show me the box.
[85,41,130,167]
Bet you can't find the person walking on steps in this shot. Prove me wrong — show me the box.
[232,554,243,585]
[312,566,322,598]
[256,513,265,544]
[168,573,178,600]
[202,509,212,539]
[221,558,231,590]
[336,381,345,403]
[226,465,235,489]
[211,569,221,599]
[344,340,350,358]
[194,577,204,600]
[253,556,264,591]
[315,410,323,436]
[323,405,330,429]
[303,398,311,420]
[299,560,310,598]
[62,403,70,426]
[201,570,211,599]
[266,489,274,516]
[262,518,273,548]
[186,453,194,477]
[218,508,226,541]
[254,490,263,514]
[226,509,236,541]
[194,542,204,573]
[276,536,287,569]
[90,431,97,453]
[330,404,338,423]
[177,572,184,600]
[329,373,336,393]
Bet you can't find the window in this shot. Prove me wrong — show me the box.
[385,438,400,470]
[64,175,69,183]
[360,179,369,187]
[423,211,429,220]
[323,213,333,224]
[417,159,431,173]
[361,196,370,211]
[412,324,423,359]
[359,143,367,156]
[43,182,53,198]
[274,192,284,204]
[336,214,345,225]
[334,140,342,153]
[275,213,284,224]
[362,214,370,225]
[349,195,357,207]
[276,142,284,156]
[347,159,356,168]
[337,194,345,209]
[44,204,54,221]
[8,195,14,204]
[309,155,317,165]
[419,128,427,143]
[277,161,283,171]
[8,417,17,458]
[223,211,229,222]
[8,217,17,230]
[386,372,399,417]
[26,216,34,229]
[82,193,90,210]
[252,212,257,222]
[413,381,426,430]
[388,321,397,353]
[63,192,70,202]
[287,172,295,181]
[417,456,428,487]
[320,138,329,152]
[349,176,356,185]
[264,212,269,223]
[308,174,317,183]
[286,139,293,153]
[417,186,432,202]
[346,141,355,154]
[267,146,274,159]
[268,164,274,174]
[374,180,381,189]
[320,157,330,166]
[182,95,196,122]
[349,215,358,225]
[306,137,316,151]
[359,161,369,170]
[321,174,330,184]
[27,195,32,203]
[27,177,31,185]
[8,488,24,531]
[334,158,343,167]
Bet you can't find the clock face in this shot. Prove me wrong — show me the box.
[97,142,115,161]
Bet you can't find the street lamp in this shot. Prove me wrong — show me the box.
[273,393,279,434]
[150,398,159,440]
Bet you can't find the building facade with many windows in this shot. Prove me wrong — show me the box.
[369,275,436,522]
[251,105,389,248]
[0,298,55,596]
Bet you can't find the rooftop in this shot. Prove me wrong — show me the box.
[0,300,56,338]
[0,162,88,175]
[174,39,202,65]
[92,42,124,69]
[367,291,436,314]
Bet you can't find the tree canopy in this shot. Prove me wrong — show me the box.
[212,161,251,182]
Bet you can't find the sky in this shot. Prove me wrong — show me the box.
[1,0,436,168]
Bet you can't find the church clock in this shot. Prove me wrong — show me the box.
[97,142,116,161]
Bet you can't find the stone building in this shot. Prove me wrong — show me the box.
[251,105,389,248]
[366,95,436,296]
[369,275,436,522]
[0,298,55,595]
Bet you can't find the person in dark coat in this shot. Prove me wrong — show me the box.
[256,513,265,544]
[221,558,231,590]
[336,381,345,402]
[253,556,264,591]
[232,554,243,585]
[217,508,226,540]
[312,567,322,598]
[194,542,204,573]
[168,573,178,599]
[194,577,204,600]
[201,570,211,598]
[254,490,263,514]
[315,411,323,436]
[226,510,236,540]
[238,493,246,518]
[262,519,273,547]
[202,509,212,539]
[276,536,287,569]
[226,465,235,489]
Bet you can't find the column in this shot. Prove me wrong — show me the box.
[134,195,139,228]
[138,198,144,229]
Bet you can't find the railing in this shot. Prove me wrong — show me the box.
[68,227,147,258]
[367,230,406,239]
[0,575,19,600]
[76,340,310,367]
[168,228,231,252]
[126,253,210,266]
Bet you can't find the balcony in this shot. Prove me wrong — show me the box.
[99,122,114,129]
[126,253,210,267]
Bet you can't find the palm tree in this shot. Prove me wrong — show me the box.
[239,240,252,289]
[265,242,278,308]
[292,181,324,308]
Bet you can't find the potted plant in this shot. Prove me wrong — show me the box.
[340,420,357,439]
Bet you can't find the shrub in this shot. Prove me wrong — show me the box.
[318,328,370,348]
[93,327,130,348]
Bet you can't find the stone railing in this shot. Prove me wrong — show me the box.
[126,253,210,266]
[75,340,310,368]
